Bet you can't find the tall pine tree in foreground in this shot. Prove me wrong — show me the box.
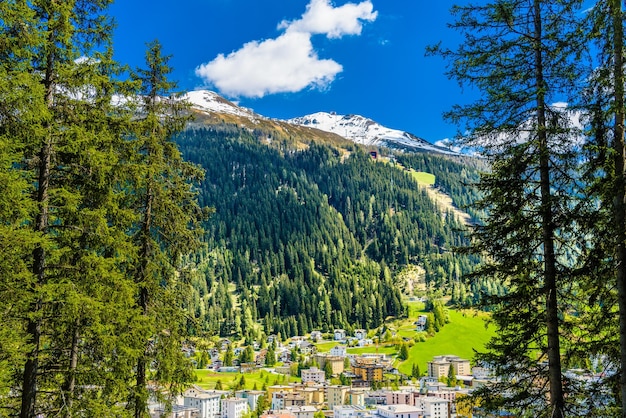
[0,0,42,405]
[430,0,587,416]
[580,0,626,415]
[0,2,208,416]
[4,1,142,417]
[127,40,208,418]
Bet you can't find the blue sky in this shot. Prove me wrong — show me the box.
[109,0,472,143]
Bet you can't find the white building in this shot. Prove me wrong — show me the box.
[472,366,493,379]
[416,315,427,332]
[335,406,358,418]
[334,329,347,340]
[221,398,249,418]
[330,345,347,357]
[376,404,423,418]
[151,405,199,418]
[271,392,288,411]
[334,405,372,418]
[354,329,367,340]
[310,331,323,341]
[415,397,449,418]
[284,405,317,418]
[183,387,223,418]
[357,339,373,347]
[235,390,265,412]
[301,367,326,384]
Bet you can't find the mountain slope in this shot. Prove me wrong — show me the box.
[176,123,483,339]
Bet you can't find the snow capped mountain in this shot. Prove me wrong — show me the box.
[184,90,258,120]
[184,90,458,155]
[286,112,456,154]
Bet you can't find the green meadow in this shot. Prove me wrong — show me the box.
[397,309,495,376]
[411,171,436,185]
[314,341,337,352]
[313,303,494,376]
[347,345,398,356]
[194,368,300,391]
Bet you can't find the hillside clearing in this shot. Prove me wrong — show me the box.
[395,163,471,226]
[397,309,495,376]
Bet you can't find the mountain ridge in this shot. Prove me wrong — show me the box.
[184,89,458,155]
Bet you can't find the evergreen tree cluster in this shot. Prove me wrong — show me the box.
[0,2,205,417]
[176,126,481,338]
[395,153,485,223]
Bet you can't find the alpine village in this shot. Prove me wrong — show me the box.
[2,1,626,418]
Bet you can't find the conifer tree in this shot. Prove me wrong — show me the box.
[581,1,626,415]
[0,1,141,416]
[447,364,457,388]
[127,40,207,417]
[0,0,42,403]
[224,344,234,367]
[398,343,409,361]
[324,360,333,379]
[266,344,276,366]
[412,363,421,379]
[430,0,586,416]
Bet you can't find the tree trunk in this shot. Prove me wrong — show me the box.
[134,286,149,418]
[533,1,564,416]
[62,322,80,418]
[21,34,56,417]
[135,186,153,418]
[21,133,52,418]
[20,304,41,418]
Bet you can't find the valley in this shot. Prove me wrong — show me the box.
[191,303,495,391]
[3,1,623,416]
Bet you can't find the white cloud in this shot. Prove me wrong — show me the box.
[195,0,377,98]
[279,0,377,39]
[196,32,342,98]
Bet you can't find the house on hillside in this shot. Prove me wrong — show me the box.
[334,329,346,341]
[301,367,325,384]
[310,331,323,342]
[357,339,373,348]
[220,339,231,350]
[415,315,427,332]
[183,386,224,418]
[222,398,249,418]
[376,404,423,418]
[300,341,317,355]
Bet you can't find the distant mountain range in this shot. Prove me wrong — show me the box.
[184,89,459,155]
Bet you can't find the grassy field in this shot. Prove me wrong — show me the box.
[194,368,299,390]
[411,171,436,185]
[397,309,495,376]
[311,303,493,376]
[346,345,398,355]
[314,341,337,352]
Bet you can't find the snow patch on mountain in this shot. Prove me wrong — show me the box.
[184,90,257,119]
[183,89,459,155]
[286,112,458,154]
